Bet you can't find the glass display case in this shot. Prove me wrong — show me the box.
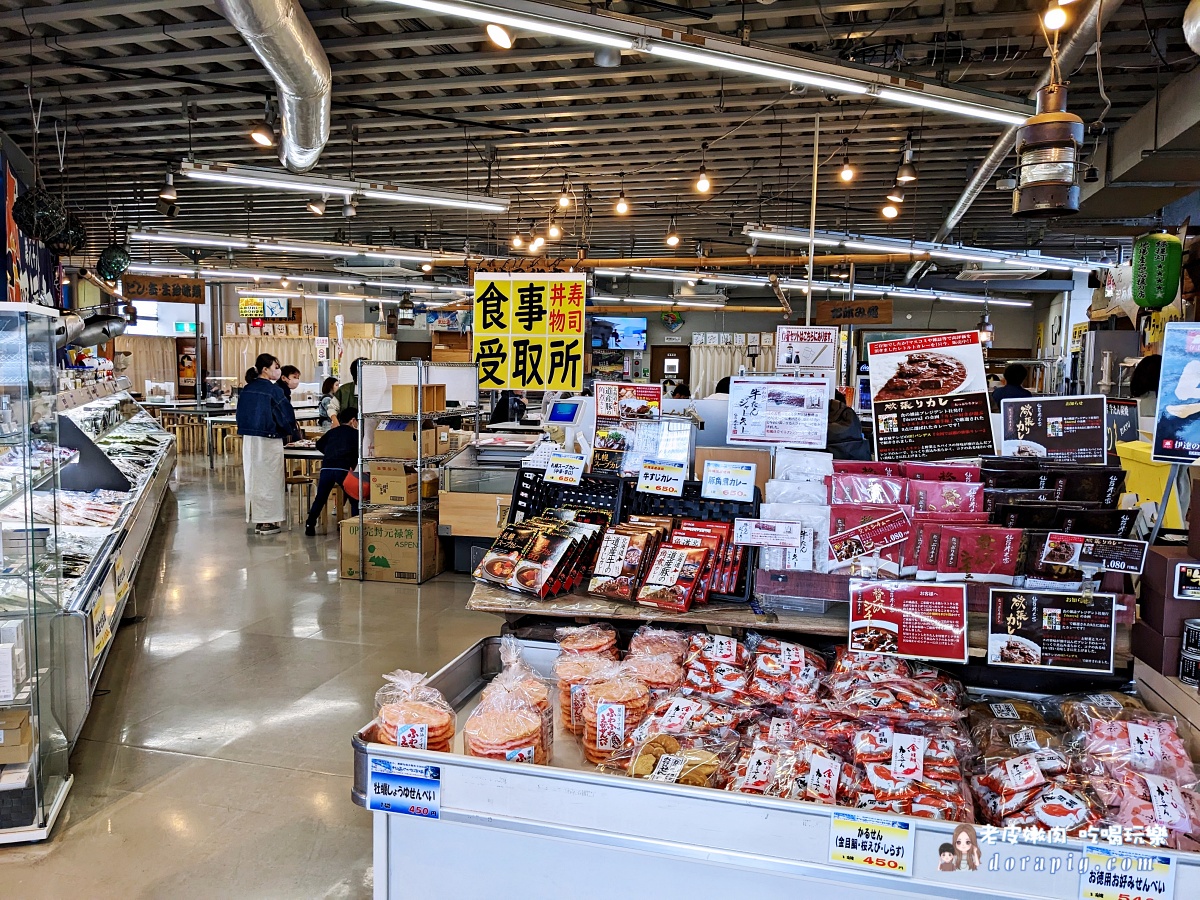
[0,303,72,842]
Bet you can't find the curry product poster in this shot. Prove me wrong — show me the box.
[1151,322,1200,463]
[867,331,995,462]
[847,580,968,664]
[1000,395,1107,463]
[473,273,585,392]
[987,588,1116,674]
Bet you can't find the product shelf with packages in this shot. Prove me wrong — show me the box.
[346,361,479,584]
[353,635,1200,899]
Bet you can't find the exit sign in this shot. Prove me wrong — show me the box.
[174,322,197,334]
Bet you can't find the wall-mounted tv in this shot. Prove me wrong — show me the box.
[590,316,647,351]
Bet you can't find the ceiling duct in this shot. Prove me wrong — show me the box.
[215,0,332,172]
[906,0,1124,281]
[956,264,1046,281]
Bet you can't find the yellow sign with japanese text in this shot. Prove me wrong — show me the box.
[122,275,206,303]
[472,273,586,391]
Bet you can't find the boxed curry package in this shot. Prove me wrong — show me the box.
[636,544,711,612]
[474,509,605,598]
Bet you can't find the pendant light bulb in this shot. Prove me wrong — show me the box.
[421,263,433,272]
[511,232,524,249]
[615,190,629,215]
[558,178,571,208]
[548,219,562,240]
[838,140,855,182]
[1043,5,1068,30]
[881,203,899,219]
[665,216,680,247]
[529,234,544,253]
[486,23,513,48]
[896,145,918,184]
[695,167,711,194]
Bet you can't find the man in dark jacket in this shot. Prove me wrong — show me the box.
[826,397,872,460]
[305,407,360,536]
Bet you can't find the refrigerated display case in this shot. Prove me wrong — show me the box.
[0,303,72,843]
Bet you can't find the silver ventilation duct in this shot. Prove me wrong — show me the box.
[216,0,332,173]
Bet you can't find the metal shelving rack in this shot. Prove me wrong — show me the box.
[354,360,480,584]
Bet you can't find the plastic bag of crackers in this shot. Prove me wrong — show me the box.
[373,669,456,752]
[463,690,549,765]
[480,637,555,761]
[581,672,652,765]
[556,622,619,659]
[627,625,691,664]
[553,653,616,737]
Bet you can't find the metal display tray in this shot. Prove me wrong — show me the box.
[352,636,1200,900]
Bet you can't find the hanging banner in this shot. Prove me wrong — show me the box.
[1151,322,1200,463]
[472,273,585,392]
[121,274,205,303]
[868,331,995,462]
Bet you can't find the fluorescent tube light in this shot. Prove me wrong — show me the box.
[388,0,634,48]
[180,160,508,213]
[646,43,867,96]
[130,230,249,249]
[877,89,1026,126]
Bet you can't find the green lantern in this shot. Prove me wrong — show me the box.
[1132,231,1182,309]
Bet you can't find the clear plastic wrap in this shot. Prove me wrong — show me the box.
[774,448,834,482]
[581,675,652,765]
[463,691,547,764]
[744,636,827,705]
[1054,691,1146,730]
[627,625,691,663]
[373,669,456,751]
[601,731,740,787]
[620,653,684,698]
[764,479,829,505]
[555,622,619,659]
[553,653,617,735]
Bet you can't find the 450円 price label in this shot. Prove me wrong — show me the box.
[828,810,913,877]
[367,757,441,819]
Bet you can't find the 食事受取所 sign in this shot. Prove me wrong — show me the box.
[473,273,585,392]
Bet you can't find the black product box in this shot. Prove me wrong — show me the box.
[1140,546,1200,638]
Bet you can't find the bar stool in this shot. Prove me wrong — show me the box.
[286,474,314,530]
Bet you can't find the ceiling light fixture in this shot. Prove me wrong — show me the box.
[695,142,711,194]
[130,229,249,250]
[379,0,1031,125]
[895,132,918,184]
[886,185,905,204]
[741,223,1104,272]
[558,178,572,208]
[250,96,276,148]
[158,173,177,202]
[306,195,327,216]
[615,190,629,215]
[839,139,855,182]
[179,160,509,213]
[421,262,433,272]
[511,232,524,249]
[881,203,899,219]
[665,217,680,248]
[978,310,995,347]
[343,197,358,217]
[1012,83,1084,218]
[529,234,545,253]
[486,22,513,47]
[1043,5,1068,30]
[548,219,562,240]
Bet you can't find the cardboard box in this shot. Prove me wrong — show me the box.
[1140,546,1200,637]
[0,708,30,765]
[1132,619,1184,676]
[339,516,441,583]
[373,422,439,460]
[694,446,772,497]
[370,463,419,506]
[391,384,446,415]
[0,642,17,702]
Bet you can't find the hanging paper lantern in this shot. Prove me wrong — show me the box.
[95,243,131,281]
[1132,231,1182,309]
[11,185,67,242]
[45,213,87,257]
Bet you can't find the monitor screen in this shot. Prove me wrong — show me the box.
[592,316,647,350]
[546,401,584,425]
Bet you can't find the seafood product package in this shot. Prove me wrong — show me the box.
[373,669,456,752]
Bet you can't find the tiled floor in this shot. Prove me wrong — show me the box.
[4,458,496,898]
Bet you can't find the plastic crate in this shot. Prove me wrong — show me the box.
[506,467,625,525]
[622,478,760,603]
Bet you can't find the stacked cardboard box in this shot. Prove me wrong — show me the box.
[1133,545,1200,675]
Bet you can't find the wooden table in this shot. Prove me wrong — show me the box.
[208,410,320,469]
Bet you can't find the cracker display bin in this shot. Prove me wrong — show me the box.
[351,636,1200,900]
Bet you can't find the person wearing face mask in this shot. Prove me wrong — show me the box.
[278,365,301,401]
[236,354,298,536]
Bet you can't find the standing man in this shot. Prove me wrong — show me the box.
[991,363,1032,410]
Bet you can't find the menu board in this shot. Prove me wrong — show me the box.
[775,325,837,377]
[1106,398,1139,452]
[987,589,1116,674]
[1151,323,1200,463]
[1000,395,1107,463]
[591,381,662,474]
[727,376,829,448]
[847,580,968,664]
[867,331,995,462]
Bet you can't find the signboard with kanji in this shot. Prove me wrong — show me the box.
[472,273,585,391]
[814,299,893,326]
[122,275,205,303]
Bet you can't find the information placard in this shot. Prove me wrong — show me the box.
[1040,533,1149,574]
[775,325,837,373]
[367,757,441,819]
[988,589,1116,674]
[727,376,829,447]
[591,381,662,475]
[636,458,686,496]
[829,510,911,562]
[1001,395,1107,463]
[1079,844,1175,900]
[544,451,587,486]
[701,460,756,502]
[733,518,810,548]
[828,809,914,877]
[847,580,969,663]
[1151,322,1200,463]
[1175,562,1200,600]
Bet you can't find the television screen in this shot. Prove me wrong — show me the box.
[592,316,647,351]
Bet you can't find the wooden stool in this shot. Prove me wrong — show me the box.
[285,475,314,530]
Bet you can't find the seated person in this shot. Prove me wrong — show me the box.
[304,407,360,536]
[990,363,1032,410]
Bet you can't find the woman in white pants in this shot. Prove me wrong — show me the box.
[235,354,299,535]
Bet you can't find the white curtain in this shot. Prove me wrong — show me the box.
[113,335,176,396]
[689,345,778,397]
[220,336,396,384]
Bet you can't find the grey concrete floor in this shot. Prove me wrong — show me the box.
[3,457,497,898]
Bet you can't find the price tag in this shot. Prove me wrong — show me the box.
[1079,845,1175,900]
[828,810,913,877]
[367,757,441,819]
[700,460,756,502]
[636,458,686,496]
[544,451,587,486]
[1043,532,1149,574]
